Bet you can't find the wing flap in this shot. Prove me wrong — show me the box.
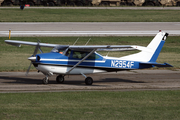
[97,48,136,51]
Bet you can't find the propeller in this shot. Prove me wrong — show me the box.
[26,40,42,76]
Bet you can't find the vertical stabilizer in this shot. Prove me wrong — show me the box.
[120,31,168,62]
[147,32,168,62]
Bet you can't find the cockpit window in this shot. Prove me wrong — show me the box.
[73,51,86,59]
[51,46,65,53]
[88,53,99,59]
[51,47,59,53]
[65,50,71,57]
[51,48,101,59]
[71,51,100,59]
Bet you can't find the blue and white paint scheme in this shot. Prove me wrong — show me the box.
[5,31,172,85]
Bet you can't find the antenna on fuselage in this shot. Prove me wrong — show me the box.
[73,38,79,45]
[85,38,91,46]
[106,51,110,57]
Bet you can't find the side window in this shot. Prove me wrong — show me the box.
[73,51,86,59]
[71,51,100,59]
[65,50,71,57]
[73,52,80,59]
[87,53,100,60]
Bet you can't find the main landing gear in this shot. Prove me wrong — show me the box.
[85,77,93,85]
[56,75,64,83]
[42,73,93,85]
[55,74,93,85]
[81,73,93,85]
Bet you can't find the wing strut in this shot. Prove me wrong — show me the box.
[66,49,96,75]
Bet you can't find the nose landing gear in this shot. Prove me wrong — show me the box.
[42,76,49,84]
[42,72,53,84]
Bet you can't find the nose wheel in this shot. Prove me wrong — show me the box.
[42,76,49,84]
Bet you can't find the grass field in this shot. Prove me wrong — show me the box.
[0,36,180,71]
[0,9,180,22]
[0,90,180,120]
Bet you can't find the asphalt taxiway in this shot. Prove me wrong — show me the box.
[0,70,180,93]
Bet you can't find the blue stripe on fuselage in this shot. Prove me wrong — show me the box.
[35,53,153,70]
[149,40,165,62]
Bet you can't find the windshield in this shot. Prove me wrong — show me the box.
[51,47,59,53]
[51,45,68,53]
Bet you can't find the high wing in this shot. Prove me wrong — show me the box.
[5,40,137,51]
[69,45,136,51]
[5,40,58,48]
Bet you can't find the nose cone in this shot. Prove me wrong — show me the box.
[28,56,36,61]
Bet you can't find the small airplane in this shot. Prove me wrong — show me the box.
[5,31,172,85]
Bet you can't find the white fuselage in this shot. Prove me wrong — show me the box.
[36,64,106,75]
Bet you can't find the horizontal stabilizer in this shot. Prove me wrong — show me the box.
[140,62,173,67]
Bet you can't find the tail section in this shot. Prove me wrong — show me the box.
[120,31,168,62]
[147,32,168,62]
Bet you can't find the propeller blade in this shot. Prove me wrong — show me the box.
[26,40,40,76]
[26,62,32,76]
[33,40,40,57]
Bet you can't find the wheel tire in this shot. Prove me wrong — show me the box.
[28,2,34,6]
[49,2,55,6]
[69,2,75,6]
[56,75,64,83]
[76,2,83,6]
[120,2,126,6]
[43,77,49,84]
[147,2,154,6]
[177,2,180,6]
[6,2,13,6]
[85,77,93,85]
[101,2,109,6]
[128,2,134,6]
